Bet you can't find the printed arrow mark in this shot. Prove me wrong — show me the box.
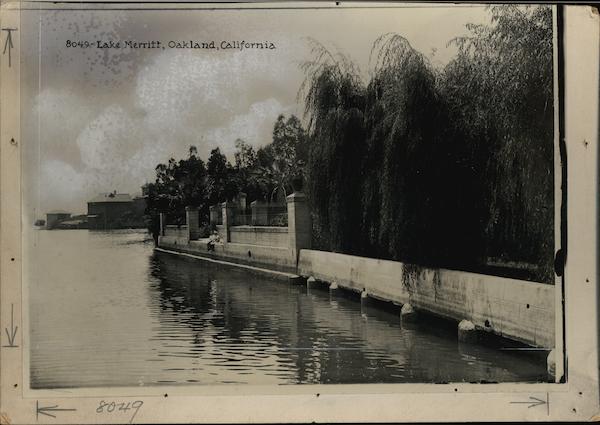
[2,28,17,68]
[3,303,18,347]
[510,393,549,414]
[36,401,77,420]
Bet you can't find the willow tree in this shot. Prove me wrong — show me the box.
[442,5,554,280]
[299,38,366,252]
[298,5,553,282]
[364,34,443,263]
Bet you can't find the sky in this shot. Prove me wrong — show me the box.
[20,3,491,217]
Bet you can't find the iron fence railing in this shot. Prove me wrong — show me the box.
[208,203,288,227]
[232,212,288,227]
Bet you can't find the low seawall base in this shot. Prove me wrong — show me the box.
[158,235,297,274]
[299,249,555,349]
[157,238,556,349]
[156,242,556,376]
[155,247,298,283]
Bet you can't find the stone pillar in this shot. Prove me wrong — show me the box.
[185,206,200,241]
[238,192,247,220]
[251,201,258,225]
[288,275,305,285]
[306,276,316,295]
[400,303,418,322]
[329,281,339,302]
[286,192,311,263]
[209,205,219,225]
[222,201,234,243]
[159,213,166,236]
[457,319,478,343]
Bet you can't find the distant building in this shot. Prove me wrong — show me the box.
[46,211,71,229]
[87,191,146,230]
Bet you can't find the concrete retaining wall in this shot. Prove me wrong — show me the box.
[214,242,294,271]
[164,225,187,239]
[157,235,184,247]
[229,226,288,247]
[158,235,296,273]
[298,249,555,348]
[298,249,409,303]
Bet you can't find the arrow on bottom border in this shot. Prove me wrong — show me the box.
[509,394,549,414]
[36,401,77,420]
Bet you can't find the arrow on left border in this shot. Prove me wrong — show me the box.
[36,401,77,420]
[3,303,18,347]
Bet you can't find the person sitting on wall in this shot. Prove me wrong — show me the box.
[207,230,221,252]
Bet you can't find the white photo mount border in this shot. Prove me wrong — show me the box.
[0,2,598,423]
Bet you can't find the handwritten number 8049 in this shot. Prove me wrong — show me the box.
[96,400,143,423]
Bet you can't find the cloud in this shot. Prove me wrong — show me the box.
[34,88,98,164]
[77,105,138,170]
[74,104,170,195]
[37,10,141,89]
[29,14,306,214]
[135,49,295,135]
[25,6,491,215]
[38,159,89,214]
[204,98,292,157]
[40,45,298,211]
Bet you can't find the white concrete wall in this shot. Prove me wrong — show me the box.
[216,242,295,271]
[157,238,556,347]
[158,235,187,247]
[164,225,188,239]
[298,249,555,348]
[158,236,296,273]
[298,249,409,303]
[229,226,288,247]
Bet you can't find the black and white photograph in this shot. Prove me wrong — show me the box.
[18,2,560,392]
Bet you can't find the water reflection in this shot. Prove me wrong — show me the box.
[147,250,547,385]
[29,230,547,388]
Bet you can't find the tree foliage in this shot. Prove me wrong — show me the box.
[301,5,554,282]
[444,5,554,277]
[145,115,308,240]
[146,5,554,282]
[299,39,366,251]
[145,146,208,241]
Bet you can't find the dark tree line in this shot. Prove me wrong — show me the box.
[145,114,308,241]
[146,5,554,282]
[301,5,554,282]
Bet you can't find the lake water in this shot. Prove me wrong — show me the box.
[29,230,548,388]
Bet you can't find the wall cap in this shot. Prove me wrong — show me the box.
[286,192,307,202]
[230,225,288,233]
